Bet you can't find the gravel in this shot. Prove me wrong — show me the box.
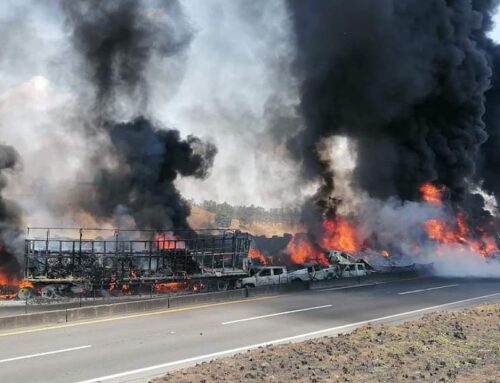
[153,303,500,383]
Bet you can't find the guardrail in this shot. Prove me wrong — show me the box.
[0,271,418,330]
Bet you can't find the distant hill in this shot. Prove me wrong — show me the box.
[187,205,216,228]
[188,203,303,237]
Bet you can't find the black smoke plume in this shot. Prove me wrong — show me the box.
[473,1,500,214]
[79,117,216,230]
[0,145,22,277]
[62,0,191,117]
[286,0,499,219]
[63,0,217,230]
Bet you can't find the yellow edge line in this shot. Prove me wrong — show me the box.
[0,296,276,337]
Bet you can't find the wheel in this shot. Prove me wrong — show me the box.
[17,288,35,300]
[291,278,302,283]
[216,280,229,291]
[41,285,59,299]
[243,283,255,288]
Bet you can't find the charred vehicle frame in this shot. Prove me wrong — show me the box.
[23,227,251,297]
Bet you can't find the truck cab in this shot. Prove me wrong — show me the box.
[238,266,288,287]
[340,263,367,277]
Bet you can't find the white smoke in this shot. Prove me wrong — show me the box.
[422,247,500,278]
[166,0,308,207]
[354,197,500,278]
[0,76,96,227]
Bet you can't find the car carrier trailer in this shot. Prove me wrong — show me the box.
[22,227,251,298]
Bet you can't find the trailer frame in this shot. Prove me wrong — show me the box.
[24,227,251,294]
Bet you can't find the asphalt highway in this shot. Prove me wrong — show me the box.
[0,276,499,383]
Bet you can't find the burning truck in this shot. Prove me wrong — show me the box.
[19,227,251,299]
[14,226,373,299]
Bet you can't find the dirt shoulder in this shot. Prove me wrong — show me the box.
[153,303,500,383]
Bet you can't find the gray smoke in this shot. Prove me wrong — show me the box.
[62,0,217,230]
[62,0,191,119]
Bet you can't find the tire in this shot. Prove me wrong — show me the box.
[243,283,255,288]
[41,285,59,299]
[17,287,35,300]
[216,280,229,291]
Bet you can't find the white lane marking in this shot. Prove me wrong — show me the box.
[398,284,458,295]
[318,277,422,292]
[222,305,332,325]
[0,345,92,364]
[73,291,500,383]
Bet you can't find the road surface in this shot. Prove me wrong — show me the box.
[0,276,499,383]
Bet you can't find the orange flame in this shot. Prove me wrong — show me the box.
[0,273,35,300]
[285,216,360,265]
[0,273,16,287]
[0,292,17,300]
[248,247,267,265]
[423,219,457,244]
[321,217,360,253]
[422,214,498,257]
[19,280,34,289]
[154,233,186,249]
[152,281,189,293]
[286,235,329,265]
[121,284,130,294]
[419,183,445,205]
[0,274,34,289]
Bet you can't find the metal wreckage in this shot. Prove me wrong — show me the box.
[19,227,252,299]
[8,217,439,300]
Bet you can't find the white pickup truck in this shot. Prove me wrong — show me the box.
[238,266,288,288]
[338,262,367,277]
[326,250,368,277]
[287,262,367,282]
[287,263,337,282]
[237,251,369,288]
